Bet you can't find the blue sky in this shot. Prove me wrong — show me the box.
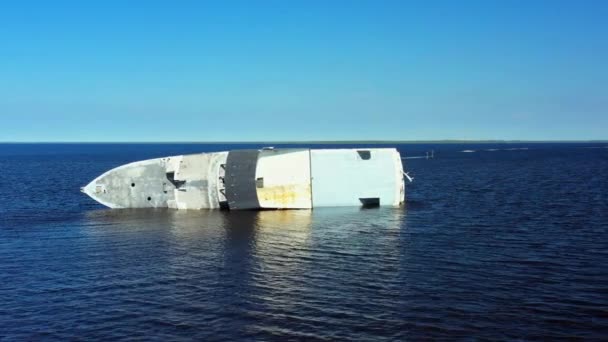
[0,0,606,141]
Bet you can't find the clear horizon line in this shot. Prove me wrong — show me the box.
[1,139,607,144]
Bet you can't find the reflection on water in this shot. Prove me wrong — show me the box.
[82,208,406,277]
[83,207,405,256]
[4,143,608,340]
[77,208,408,339]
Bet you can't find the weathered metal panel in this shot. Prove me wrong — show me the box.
[171,152,228,209]
[173,154,211,209]
[82,156,179,208]
[310,148,403,207]
[208,152,229,207]
[224,150,261,210]
[255,149,312,209]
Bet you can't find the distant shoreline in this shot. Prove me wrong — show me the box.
[1,140,607,144]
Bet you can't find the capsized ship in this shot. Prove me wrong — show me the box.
[81,148,406,210]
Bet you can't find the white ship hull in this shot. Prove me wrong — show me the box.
[82,148,405,210]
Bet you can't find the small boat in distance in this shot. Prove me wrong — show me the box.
[82,148,406,210]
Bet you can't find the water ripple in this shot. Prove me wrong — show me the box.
[1,143,607,340]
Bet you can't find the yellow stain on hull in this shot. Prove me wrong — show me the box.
[257,184,312,209]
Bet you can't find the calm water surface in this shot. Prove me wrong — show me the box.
[1,143,607,340]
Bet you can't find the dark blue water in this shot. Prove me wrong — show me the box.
[1,143,607,340]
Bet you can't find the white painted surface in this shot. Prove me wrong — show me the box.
[310,148,403,207]
[173,152,228,209]
[255,149,312,209]
[392,149,406,206]
[173,154,212,209]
